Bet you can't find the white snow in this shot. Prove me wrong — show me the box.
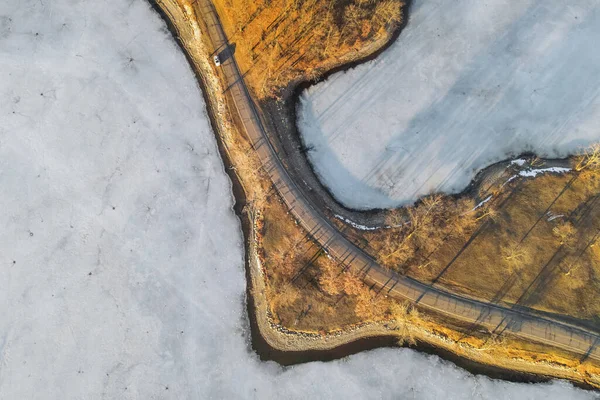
[298,0,600,209]
[502,176,519,188]
[472,195,492,211]
[0,0,596,398]
[334,214,379,230]
[519,167,572,177]
[547,213,565,222]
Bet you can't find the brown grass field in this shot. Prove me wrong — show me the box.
[361,159,600,326]
[212,0,404,97]
[206,0,600,333]
[258,191,396,331]
[261,158,600,331]
[157,0,600,384]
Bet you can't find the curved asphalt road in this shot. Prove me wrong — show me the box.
[193,0,600,362]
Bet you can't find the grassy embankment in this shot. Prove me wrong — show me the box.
[209,0,600,333]
[204,0,407,328]
[155,0,600,387]
[157,0,408,329]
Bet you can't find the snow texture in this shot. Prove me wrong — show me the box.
[298,0,600,209]
[334,214,379,230]
[0,0,597,398]
[519,167,572,177]
[472,195,492,211]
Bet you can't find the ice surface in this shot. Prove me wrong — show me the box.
[298,0,600,209]
[0,0,596,398]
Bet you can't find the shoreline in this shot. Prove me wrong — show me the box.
[254,0,590,227]
[254,1,415,228]
[148,0,600,392]
[247,219,599,391]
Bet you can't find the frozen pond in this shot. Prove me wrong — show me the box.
[298,0,600,209]
[0,0,595,398]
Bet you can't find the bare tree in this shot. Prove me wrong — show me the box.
[388,301,418,346]
[559,259,583,277]
[374,1,403,29]
[378,233,415,267]
[552,221,577,247]
[475,205,499,222]
[502,241,530,274]
[530,156,545,168]
[575,143,600,171]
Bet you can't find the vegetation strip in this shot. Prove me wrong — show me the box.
[149,0,600,390]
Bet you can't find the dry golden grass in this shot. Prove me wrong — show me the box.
[212,0,404,97]
[367,162,600,324]
[258,190,397,331]
[156,0,600,386]
[166,0,405,333]
[167,0,600,337]
[215,0,600,345]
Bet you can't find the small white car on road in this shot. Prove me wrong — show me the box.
[213,55,221,67]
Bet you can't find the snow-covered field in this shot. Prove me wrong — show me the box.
[0,0,596,398]
[298,0,600,209]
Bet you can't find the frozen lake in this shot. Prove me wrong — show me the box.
[298,0,600,209]
[0,0,595,398]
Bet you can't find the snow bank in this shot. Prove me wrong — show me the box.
[0,0,595,398]
[335,214,379,230]
[519,167,572,177]
[472,195,493,211]
[298,0,600,209]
